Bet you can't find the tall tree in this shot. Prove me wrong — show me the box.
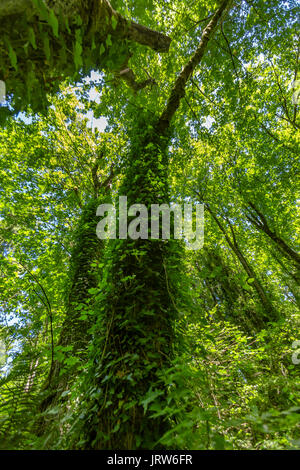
[78,0,234,450]
[1,0,299,453]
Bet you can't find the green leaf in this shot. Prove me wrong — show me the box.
[111,16,118,31]
[64,17,71,34]
[106,34,112,48]
[43,34,51,62]
[8,44,18,70]
[112,421,120,433]
[100,43,105,56]
[32,0,49,21]
[28,28,37,50]
[74,29,83,69]
[48,10,59,38]
[140,388,164,413]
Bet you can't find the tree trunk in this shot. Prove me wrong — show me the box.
[206,204,277,324]
[36,197,105,437]
[246,202,300,273]
[82,121,180,449]
[0,0,171,52]
[196,250,266,332]
[79,0,234,450]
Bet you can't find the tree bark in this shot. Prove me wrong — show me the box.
[196,250,269,332]
[157,0,233,134]
[246,201,300,271]
[205,204,277,323]
[81,0,235,450]
[0,0,171,53]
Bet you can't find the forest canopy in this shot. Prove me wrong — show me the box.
[0,0,299,451]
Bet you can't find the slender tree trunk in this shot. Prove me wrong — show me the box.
[206,204,277,323]
[197,251,268,332]
[246,202,300,274]
[157,0,233,134]
[271,249,300,307]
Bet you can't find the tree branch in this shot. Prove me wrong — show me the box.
[0,0,171,53]
[157,0,234,133]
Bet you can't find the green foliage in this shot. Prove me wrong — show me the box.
[70,112,186,450]
[0,3,130,115]
[0,0,299,452]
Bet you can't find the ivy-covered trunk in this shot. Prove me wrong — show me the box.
[78,0,233,450]
[37,197,105,435]
[81,116,182,449]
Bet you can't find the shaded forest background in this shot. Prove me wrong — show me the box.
[0,0,299,450]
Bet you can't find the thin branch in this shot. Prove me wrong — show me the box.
[18,261,55,383]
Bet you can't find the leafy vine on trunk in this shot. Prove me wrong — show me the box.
[74,0,234,450]
[35,196,106,437]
